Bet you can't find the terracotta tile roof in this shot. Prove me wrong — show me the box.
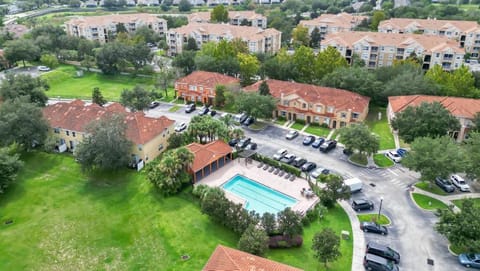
[322,31,464,54]
[203,245,303,271]
[42,100,174,144]
[379,18,479,33]
[169,22,281,41]
[388,95,480,119]
[188,11,265,23]
[3,24,29,38]
[65,13,165,28]
[186,141,232,172]
[244,79,370,113]
[300,12,368,30]
[175,71,240,89]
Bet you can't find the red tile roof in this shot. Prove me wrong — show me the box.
[244,79,370,113]
[186,141,232,172]
[176,71,240,90]
[203,245,303,271]
[43,100,174,144]
[388,95,480,119]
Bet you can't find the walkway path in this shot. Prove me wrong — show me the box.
[338,200,365,271]
[412,187,480,213]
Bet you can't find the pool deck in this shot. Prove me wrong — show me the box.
[196,159,319,215]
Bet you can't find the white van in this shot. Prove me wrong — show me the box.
[344,178,363,193]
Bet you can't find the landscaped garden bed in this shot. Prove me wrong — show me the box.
[414,181,448,196]
[373,154,394,168]
[411,193,449,211]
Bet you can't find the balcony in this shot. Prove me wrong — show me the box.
[371,46,378,53]
[423,55,431,62]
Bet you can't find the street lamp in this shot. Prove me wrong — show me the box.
[377,196,384,222]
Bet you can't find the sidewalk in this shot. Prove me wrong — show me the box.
[338,200,365,271]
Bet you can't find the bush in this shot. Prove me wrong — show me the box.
[296,119,306,125]
[268,235,303,248]
[192,184,210,200]
[320,123,329,128]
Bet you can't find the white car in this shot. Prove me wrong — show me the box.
[175,122,187,132]
[450,174,471,192]
[273,149,288,160]
[385,151,402,163]
[38,66,51,71]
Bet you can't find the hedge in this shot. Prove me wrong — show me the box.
[269,235,303,248]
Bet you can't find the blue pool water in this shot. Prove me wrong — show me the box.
[222,174,298,215]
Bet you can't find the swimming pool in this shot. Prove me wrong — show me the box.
[222,174,298,215]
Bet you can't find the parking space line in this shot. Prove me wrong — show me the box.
[387,168,399,176]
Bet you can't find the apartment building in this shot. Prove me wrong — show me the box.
[299,12,368,38]
[379,18,480,58]
[167,23,281,55]
[188,11,267,29]
[65,13,167,43]
[321,31,465,70]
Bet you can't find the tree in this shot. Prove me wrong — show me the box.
[235,92,277,120]
[172,50,196,75]
[154,58,178,97]
[391,102,461,143]
[312,228,341,268]
[127,43,153,72]
[120,85,152,112]
[185,37,198,51]
[436,199,480,252]
[0,144,24,194]
[473,113,480,132]
[178,0,192,11]
[314,46,348,81]
[4,39,41,67]
[237,225,269,256]
[370,10,386,31]
[258,80,270,96]
[463,132,480,180]
[214,85,226,108]
[261,212,277,235]
[211,5,229,22]
[315,174,351,208]
[292,46,316,83]
[339,124,379,156]
[40,54,59,69]
[0,73,49,106]
[187,115,229,143]
[92,87,107,106]
[426,65,479,98]
[310,27,321,48]
[167,133,188,149]
[402,136,464,183]
[277,208,303,238]
[292,24,310,48]
[238,53,260,86]
[95,42,129,74]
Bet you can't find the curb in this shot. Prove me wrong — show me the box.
[447,245,459,257]
[409,191,441,212]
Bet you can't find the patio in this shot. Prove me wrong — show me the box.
[196,159,319,215]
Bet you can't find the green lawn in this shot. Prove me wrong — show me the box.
[0,152,352,271]
[452,198,480,209]
[357,214,391,225]
[168,105,181,112]
[373,154,394,168]
[365,107,395,151]
[411,193,449,211]
[414,181,448,196]
[290,122,305,131]
[305,125,331,137]
[274,118,286,126]
[249,121,269,130]
[42,65,156,101]
[349,153,368,166]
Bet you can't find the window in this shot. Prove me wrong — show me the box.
[283,101,289,106]
[341,112,347,118]
[72,132,76,137]
[302,103,307,109]
[324,117,330,125]
[281,111,286,116]
[66,131,70,136]
[54,128,60,134]
[316,105,322,113]
[158,144,164,151]
[327,106,334,113]
[352,112,360,119]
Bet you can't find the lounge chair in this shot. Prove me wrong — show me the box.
[273,168,280,175]
[257,162,264,168]
[263,164,269,170]
[268,166,275,173]
[284,173,291,179]
[289,175,296,182]
[279,171,285,177]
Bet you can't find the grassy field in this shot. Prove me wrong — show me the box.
[411,193,449,211]
[290,122,305,131]
[349,153,368,166]
[274,118,286,125]
[357,214,391,225]
[452,198,480,209]
[0,152,353,271]
[42,65,156,101]
[305,125,331,137]
[373,154,394,168]
[365,107,395,151]
[414,181,448,196]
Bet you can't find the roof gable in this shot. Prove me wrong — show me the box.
[186,140,232,172]
[176,71,240,89]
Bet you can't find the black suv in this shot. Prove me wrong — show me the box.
[236,137,251,149]
[435,177,455,193]
[364,253,399,271]
[198,106,209,116]
[366,242,400,264]
[319,140,337,153]
[185,103,196,113]
[351,199,374,211]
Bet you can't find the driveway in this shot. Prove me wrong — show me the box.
[0,66,45,80]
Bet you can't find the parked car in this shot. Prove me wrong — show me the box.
[174,122,187,132]
[208,110,217,117]
[38,65,51,71]
[343,148,353,156]
[228,138,239,147]
[319,140,337,153]
[450,174,471,192]
[185,103,196,113]
[234,112,248,124]
[310,167,330,179]
[360,222,388,235]
[242,116,255,126]
[366,242,400,264]
[386,151,402,163]
[149,101,160,109]
[352,199,374,211]
[273,149,288,160]
[435,177,455,193]
[396,148,408,157]
[291,157,307,168]
[198,106,209,116]
[245,142,257,150]
[301,162,317,172]
[458,253,480,269]
[302,135,315,145]
[311,137,325,148]
[236,137,251,149]
[280,153,296,164]
[364,253,399,271]
[286,130,299,140]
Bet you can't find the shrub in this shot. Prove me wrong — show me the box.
[192,184,210,200]
[320,123,329,128]
[268,235,303,248]
[296,119,306,125]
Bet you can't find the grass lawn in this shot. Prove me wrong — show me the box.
[414,181,448,196]
[290,122,305,131]
[365,107,395,151]
[331,129,340,141]
[411,193,449,211]
[373,154,394,168]
[452,198,480,209]
[274,118,286,126]
[349,153,368,166]
[168,105,181,112]
[249,121,268,130]
[42,65,155,101]
[305,125,330,137]
[0,152,353,271]
[160,88,177,102]
[357,214,391,225]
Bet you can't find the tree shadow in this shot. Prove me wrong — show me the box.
[79,168,135,204]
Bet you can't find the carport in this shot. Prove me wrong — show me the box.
[186,140,233,183]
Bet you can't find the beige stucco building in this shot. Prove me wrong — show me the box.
[299,12,368,39]
[188,11,267,29]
